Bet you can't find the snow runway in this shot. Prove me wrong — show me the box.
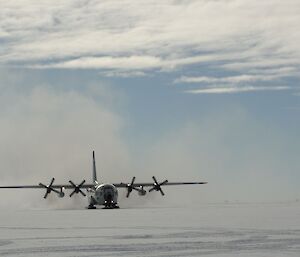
[0,203,299,256]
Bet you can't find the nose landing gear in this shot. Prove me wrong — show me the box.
[103,194,119,209]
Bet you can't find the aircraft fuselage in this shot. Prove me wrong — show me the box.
[87,183,119,208]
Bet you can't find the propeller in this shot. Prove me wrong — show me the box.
[39,178,63,198]
[126,177,140,198]
[69,180,86,197]
[149,176,168,196]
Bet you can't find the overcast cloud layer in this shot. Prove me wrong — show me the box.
[1,0,300,93]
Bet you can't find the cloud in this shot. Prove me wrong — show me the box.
[175,65,298,94]
[33,56,163,70]
[0,0,299,79]
[175,74,280,84]
[185,86,290,94]
[99,70,147,78]
[1,0,299,96]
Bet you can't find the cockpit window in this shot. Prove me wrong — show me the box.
[103,185,114,190]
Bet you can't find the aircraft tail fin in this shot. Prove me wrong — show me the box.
[92,151,98,185]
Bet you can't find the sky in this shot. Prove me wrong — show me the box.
[0,0,300,206]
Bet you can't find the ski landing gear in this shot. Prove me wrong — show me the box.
[103,205,119,209]
[87,204,96,209]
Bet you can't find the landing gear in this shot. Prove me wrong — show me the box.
[87,204,96,209]
[103,203,120,209]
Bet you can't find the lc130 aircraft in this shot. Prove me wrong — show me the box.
[0,151,207,209]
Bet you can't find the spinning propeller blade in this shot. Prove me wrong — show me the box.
[39,178,60,199]
[126,177,140,198]
[149,176,168,196]
[69,180,86,197]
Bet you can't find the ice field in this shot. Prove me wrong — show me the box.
[0,202,300,257]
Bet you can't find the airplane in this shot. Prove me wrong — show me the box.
[0,151,207,209]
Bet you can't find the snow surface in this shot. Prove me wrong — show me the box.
[0,202,300,256]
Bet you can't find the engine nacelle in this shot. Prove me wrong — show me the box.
[58,187,65,198]
[138,186,146,196]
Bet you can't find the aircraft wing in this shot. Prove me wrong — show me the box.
[0,185,43,189]
[0,181,207,189]
[0,176,207,199]
[114,176,207,197]
[0,178,95,198]
[0,184,94,189]
[114,181,207,187]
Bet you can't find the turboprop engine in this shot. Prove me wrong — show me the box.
[39,178,65,198]
[138,186,146,196]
